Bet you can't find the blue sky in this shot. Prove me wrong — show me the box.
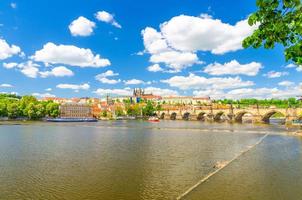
[0,0,301,99]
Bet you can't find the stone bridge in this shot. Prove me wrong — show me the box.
[156,106,302,124]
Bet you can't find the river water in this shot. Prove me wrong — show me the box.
[0,121,301,200]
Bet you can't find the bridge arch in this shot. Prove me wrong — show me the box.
[170,112,177,120]
[214,111,226,122]
[160,112,165,119]
[235,111,254,123]
[262,110,286,123]
[182,112,190,120]
[197,112,206,121]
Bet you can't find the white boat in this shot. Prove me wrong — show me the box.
[148,116,160,122]
[292,120,302,126]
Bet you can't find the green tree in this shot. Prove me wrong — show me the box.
[243,0,302,64]
[46,102,60,118]
[7,103,19,119]
[142,101,155,116]
[115,106,124,117]
[0,102,7,117]
[126,104,141,116]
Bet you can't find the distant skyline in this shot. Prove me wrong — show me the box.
[0,0,301,99]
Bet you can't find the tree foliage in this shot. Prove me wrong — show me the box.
[243,0,302,64]
[0,94,60,120]
[214,98,301,108]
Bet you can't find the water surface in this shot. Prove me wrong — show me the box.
[0,121,300,199]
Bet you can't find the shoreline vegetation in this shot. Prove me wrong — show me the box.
[0,94,60,120]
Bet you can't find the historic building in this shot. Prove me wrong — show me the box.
[60,104,93,118]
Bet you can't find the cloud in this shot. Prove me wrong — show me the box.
[56,83,90,90]
[40,66,74,78]
[95,70,120,84]
[141,27,202,72]
[285,63,302,72]
[149,50,201,72]
[95,70,119,78]
[32,93,56,98]
[97,77,121,84]
[3,62,18,69]
[193,85,301,100]
[124,79,145,85]
[69,16,96,37]
[0,39,21,60]
[204,60,262,76]
[94,88,132,96]
[4,61,74,79]
[278,81,294,87]
[147,64,164,72]
[16,61,40,78]
[0,83,13,88]
[160,15,257,54]
[141,14,257,72]
[45,88,52,91]
[144,87,179,96]
[285,63,296,68]
[264,71,289,78]
[161,73,254,90]
[31,42,110,68]
[3,61,40,78]
[95,11,122,28]
[93,87,177,97]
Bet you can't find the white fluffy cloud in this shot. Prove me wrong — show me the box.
[3,62,18,69]
[95,70,120,84]
[97,77,121,84]
[161,73,254,90]
[141,14,257,72]
[56,83,90,90]
[160,15,257,54]
[32,93,56,98]
[0,39,21,60]
[69,16,96,37]
[144,87,179,96]
[95,70,119,79]
[141,27,201,72]
[94,88,132,96]
[3,61,40,78]
[150,50,201,72]
[0,83,13,88]
[95,11,121,28]
[17,61,40,78]
[285,63,302,72]
[147,64,164,72]
[278,81,294,87]
[93,87,178,97]
[40,66,74,78]
[124,79,144,85]
[204,60,262,76]
[193,85,301,100]
[31,42,110,68]
[264,71,289,78]
[3,61,73,79]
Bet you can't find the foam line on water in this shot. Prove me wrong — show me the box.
[176,133,269,200]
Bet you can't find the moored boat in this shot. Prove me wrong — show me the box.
[292,119,302,126]
[46,118,98,122]
[148,116,160,122]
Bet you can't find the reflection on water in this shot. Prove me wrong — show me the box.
[0,121,300,200]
